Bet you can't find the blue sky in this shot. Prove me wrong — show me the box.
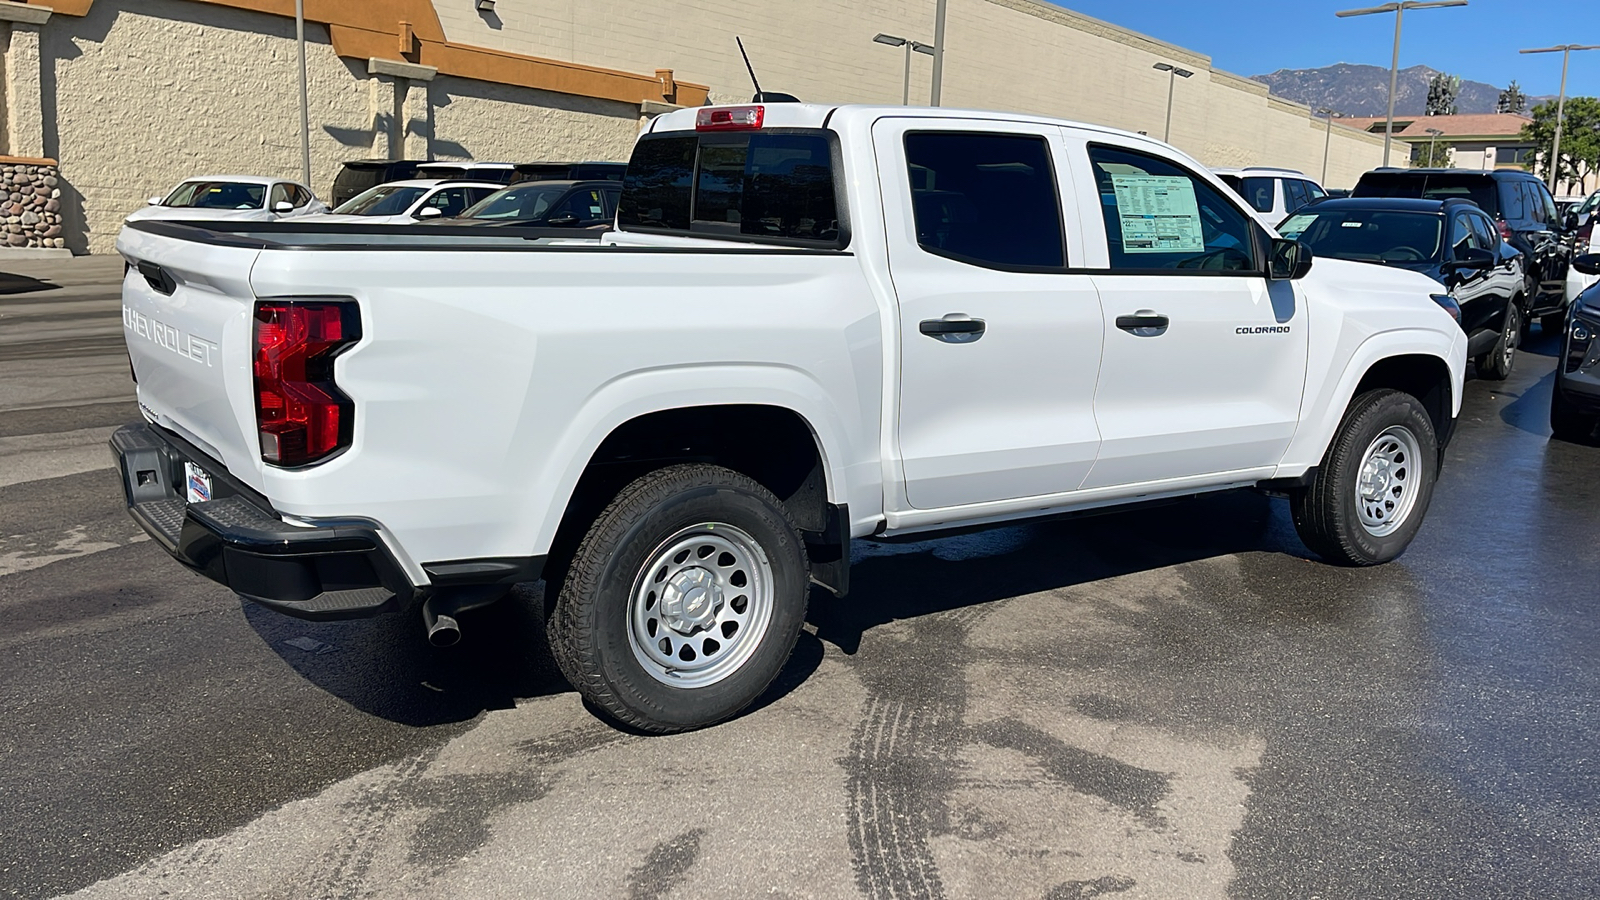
[1049,0,1600,96]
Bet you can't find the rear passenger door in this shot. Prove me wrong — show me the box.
[874,118,1105,510]
[1066,139,1308,490]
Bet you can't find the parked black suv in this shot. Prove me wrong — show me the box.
[1552,253,1600,442]
[1279,197,1525,380]
[1353,168,1572,331]
[330,159,425,208]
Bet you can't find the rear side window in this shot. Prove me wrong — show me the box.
[1499,180,1527,221]
[1239,177,1276,213]
[904,131,1064,270]
[617,131,843,246]
[1283,179,1311,213]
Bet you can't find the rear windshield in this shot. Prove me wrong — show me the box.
[164,181,266,210]
[334,185,427,216]
[1354,173,1497,216]
[616,130,844,247]
[1278,208,1443,264]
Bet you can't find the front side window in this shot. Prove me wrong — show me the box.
[421,188,471,217]
[1283,179,1311,213]
[1469,213,1500,249]
[617,131,842,245]
[1089,145,1258,272]
[555,189,607,222]
[269,183,291,210]
[164,181,267,210]
[1450,212,1484,257]
[904,131,1064,270]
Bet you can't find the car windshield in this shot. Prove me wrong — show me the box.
[461,185,569,220]
[333,185,428,216]
[163,181,266,210]
[1278,208,1444,265]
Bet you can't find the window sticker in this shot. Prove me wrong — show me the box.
[1278,214,1317,239]
[1111,175,1205,253]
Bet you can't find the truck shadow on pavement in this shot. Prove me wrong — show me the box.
[812,489,1299,656]
[0,271,59,294]
[248,489,1297,729]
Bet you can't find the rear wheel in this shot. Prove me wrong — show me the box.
[1290,389,1439,566]
[547,464,809,733]
[1475,301,1519,381]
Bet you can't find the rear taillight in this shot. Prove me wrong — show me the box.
[252,301,360,467]
[696,105,764,131]
[1497,218,1513,241]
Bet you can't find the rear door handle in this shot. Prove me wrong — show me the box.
[919,314,986,343]
[1115,310,1169,337]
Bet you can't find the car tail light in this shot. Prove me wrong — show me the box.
[696,105,764,131]
[253,301,360,467]
[1497,218,1513,241]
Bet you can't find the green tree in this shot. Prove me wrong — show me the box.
[1426,73,1461,116]
[1520,97,1600,191]
[1497,81,1528,115]
[1411,140,1453,167]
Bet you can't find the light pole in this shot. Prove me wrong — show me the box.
[1318,107,1337,184]
[295,0,310,186]
[931,0,948,106]
[1152,62,1194,143]
[1336,1,1468,167]
[873,34,936,106]
[1424,126,1444,166]
[1519,43,1600,193]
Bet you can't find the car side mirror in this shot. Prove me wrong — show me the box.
[1574,253,1600,277]
[547,214,580,227]
[147,196,162,206]
[1564,212,1580,231]
[1268,238,1313,280]
[416,206,444,219]
[1447,246,1496,272]
[273,201,295,213]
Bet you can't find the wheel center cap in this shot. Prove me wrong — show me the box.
[660,567,722,634]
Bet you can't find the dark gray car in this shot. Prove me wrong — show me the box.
[1552,253,1600,442]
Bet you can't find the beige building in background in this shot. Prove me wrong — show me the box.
[1,0,1387,254]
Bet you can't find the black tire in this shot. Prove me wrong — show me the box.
[1475,301,1519,381]
[1290,389,1439,566]
[1542,311,1568,336]
[547,464,809,733]
[1550,385,1599,443]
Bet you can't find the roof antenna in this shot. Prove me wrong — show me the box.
[735,37,799,103]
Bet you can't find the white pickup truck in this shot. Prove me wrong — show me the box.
[114,103,1465,732]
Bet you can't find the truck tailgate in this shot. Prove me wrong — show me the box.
[117,224,264,487]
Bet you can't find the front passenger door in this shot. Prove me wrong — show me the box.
[1070,141,1309,490]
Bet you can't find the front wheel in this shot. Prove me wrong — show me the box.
[1290,389,1439,566]
[547,464,809,733]
[1475,301,1519,381]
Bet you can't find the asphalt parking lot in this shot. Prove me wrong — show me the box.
[2,257,1598,899]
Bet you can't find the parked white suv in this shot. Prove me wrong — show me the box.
[321,178,502,224]
[1213,166,1329,227]
[115,103,1465,733]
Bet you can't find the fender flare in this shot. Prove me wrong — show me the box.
[1277,327,1465,475]
[524,364,858,556]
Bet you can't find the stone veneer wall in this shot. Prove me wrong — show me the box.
[0,157,65,249]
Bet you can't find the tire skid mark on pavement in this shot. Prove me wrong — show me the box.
[624,827,708,900]
[306,750,440,900]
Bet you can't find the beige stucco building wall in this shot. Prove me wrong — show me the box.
[3,0,1386,253]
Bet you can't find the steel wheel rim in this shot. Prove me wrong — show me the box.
[627,522,774,689]
[1355,425,1422,537]
[1503,306,1519,367]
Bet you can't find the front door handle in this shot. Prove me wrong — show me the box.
[1115,310,1170,337]
[919,314,986,343]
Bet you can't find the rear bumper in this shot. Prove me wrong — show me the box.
[111,422,415,619]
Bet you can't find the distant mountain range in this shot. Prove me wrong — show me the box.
[1251,63,1553,117]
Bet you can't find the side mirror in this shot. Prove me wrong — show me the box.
[147,196,162,206]
[273,201,295,213]
[1268,238,1313,280]
[416,206,444,219]
[547,214,580,227]
[1564,212,1580,232]
[1446,246,1496,272]
[1573,253,1600,277]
